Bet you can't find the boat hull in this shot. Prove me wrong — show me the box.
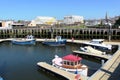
[53,64,88,76]
[0,76,3,80]
[42,40,66,46]
[12,39,36,45]
[83,43,112,51]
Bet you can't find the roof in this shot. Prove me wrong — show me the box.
[92,39,104,42]
[62,54,82,62]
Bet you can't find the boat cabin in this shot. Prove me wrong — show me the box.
[55,36,62,41]
[62,54,82,69]
[52,54,88,76]
[26,35,34,39]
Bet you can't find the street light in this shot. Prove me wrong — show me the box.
[50,24,53,39]
[108,23,112,42]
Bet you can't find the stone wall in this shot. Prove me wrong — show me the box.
[0,28,120,41]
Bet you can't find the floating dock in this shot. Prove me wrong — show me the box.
[73,50,111,60]
[37,62,88,80]
[88,45,120,80]
[0,38,12,42]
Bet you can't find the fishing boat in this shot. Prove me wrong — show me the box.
[82,39,112,51]
[79,46,104,55]
[42,36,66,46]
[73,46,112,61]
[11,35,36,45]
[0,76,3,80]
[52,54,88,76]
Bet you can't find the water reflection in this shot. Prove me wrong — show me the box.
[0,42,103,80]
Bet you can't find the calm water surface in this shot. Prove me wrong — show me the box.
[0,42,101,80]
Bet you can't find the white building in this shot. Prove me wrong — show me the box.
[85,19,101,26]
[28,20,36,26]
[0,20,13,29]
[63,15,84,24]
[28,16,57,26]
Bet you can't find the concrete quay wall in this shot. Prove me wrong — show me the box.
[0,28,120,41]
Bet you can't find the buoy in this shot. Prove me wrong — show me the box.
[74,74,81,80]
[101,59,105,66]
[72,37,74,42]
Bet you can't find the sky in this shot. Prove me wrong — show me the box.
[0,0,120,20]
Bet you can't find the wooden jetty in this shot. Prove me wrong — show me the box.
[73,50,111,59]
[37,62,88,80]
[0,38,12,42]
[88,45,120,80]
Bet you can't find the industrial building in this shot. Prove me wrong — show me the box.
[28,16,57,27]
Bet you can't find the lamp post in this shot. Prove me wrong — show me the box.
[50,24,53,39]
[108,23,112,42]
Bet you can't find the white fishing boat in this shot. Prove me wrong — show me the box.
[83,39,112,50]
[80,46,104,55]
[52,54,88,76]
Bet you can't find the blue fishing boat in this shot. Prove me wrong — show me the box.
[12,35,36,45]
[0,76,3,80]
[42,36,66,46]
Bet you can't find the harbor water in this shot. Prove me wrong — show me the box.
[0,42,102,80]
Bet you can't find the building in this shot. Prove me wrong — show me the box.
[12,20,31,27]
[28,16,57,27]
[0,20,13,29]
[85,13,120,27]
[63,15,84,25]
[28,20,36,26]
[85,19,101,26]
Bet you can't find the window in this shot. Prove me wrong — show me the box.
[71,62,74,66]
[67,61,70,65]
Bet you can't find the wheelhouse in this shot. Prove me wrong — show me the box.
[62,54,82,69]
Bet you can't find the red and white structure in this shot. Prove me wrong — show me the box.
[52,54,88,76]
